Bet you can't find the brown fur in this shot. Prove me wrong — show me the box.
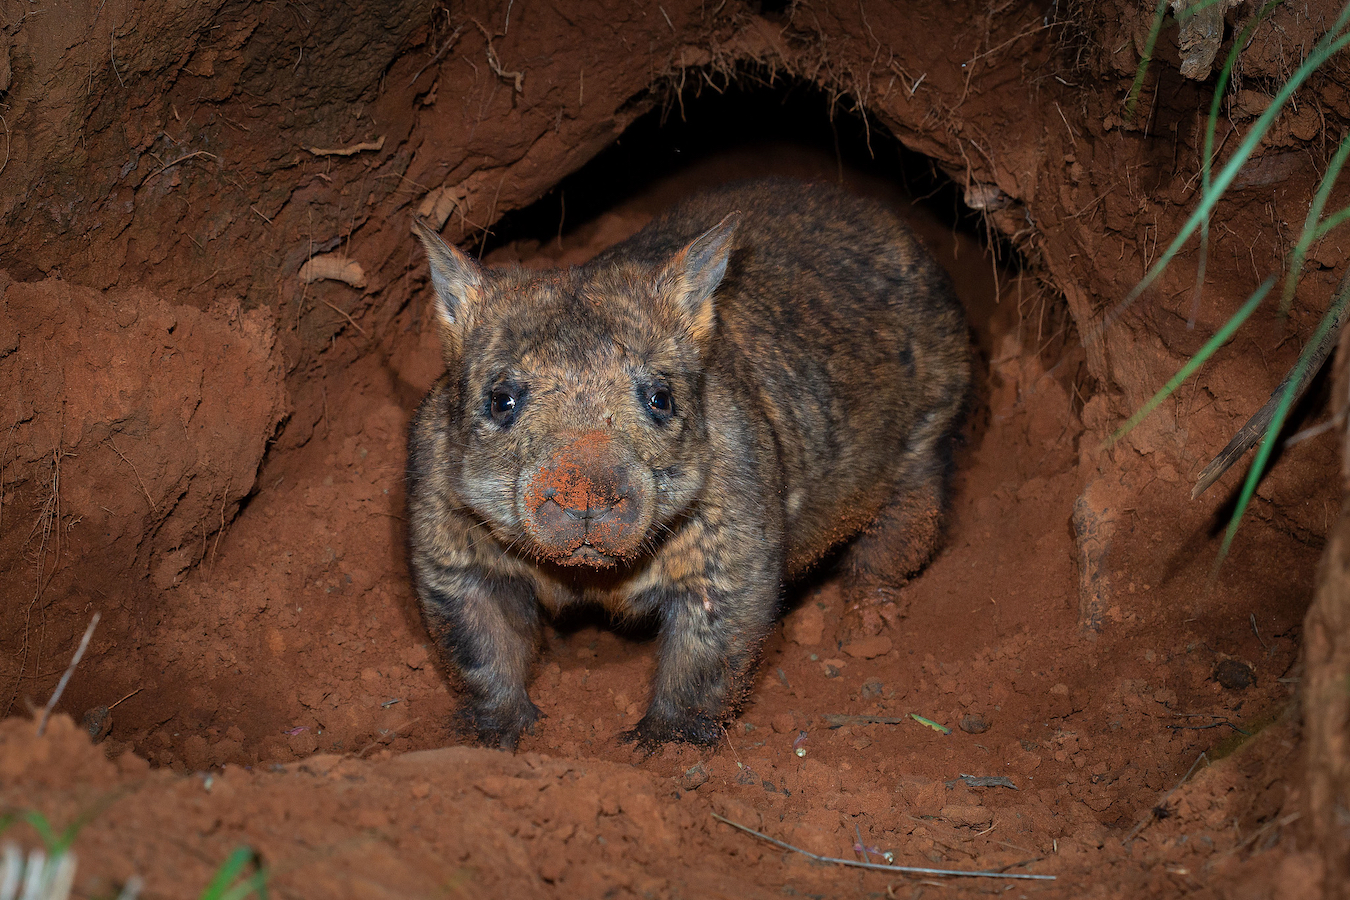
[406,178,969,749]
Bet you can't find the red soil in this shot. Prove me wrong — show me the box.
[1,1,1344,897]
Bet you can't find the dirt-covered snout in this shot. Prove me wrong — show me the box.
[519,428,654,567]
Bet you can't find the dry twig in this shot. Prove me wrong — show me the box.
[823,714,906,727]
[150,150,218,178]
[37,612,100,736]
[711,813,1055,881]
[321,299,366,335]
[1193,270,1350,498]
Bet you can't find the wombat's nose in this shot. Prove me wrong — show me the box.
[556,465,630,520]
[522,434,645,565]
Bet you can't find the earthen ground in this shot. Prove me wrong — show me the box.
[1,1,1345,897]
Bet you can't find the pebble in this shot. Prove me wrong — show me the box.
[960,713,990,734]
[1214,659,1255,690]
[682,764,710,790]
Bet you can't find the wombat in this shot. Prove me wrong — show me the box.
[407,178,969,749]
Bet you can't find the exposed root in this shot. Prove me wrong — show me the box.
[9,423,71,716]
[307,136,386,157]
[107,435,156,513]
[471,19,524,94]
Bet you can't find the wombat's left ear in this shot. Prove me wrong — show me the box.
[660,211,740,343]
[411,215,485,335]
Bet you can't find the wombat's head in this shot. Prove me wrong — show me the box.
[412,213,738,569]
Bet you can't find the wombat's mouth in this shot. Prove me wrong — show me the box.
[553,544,620,568]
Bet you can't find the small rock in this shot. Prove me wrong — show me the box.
[959,713,990,734]
[734,765,758,786]
[843,635,893,660]
[82,706,113,743]
[288,729,319,756]
[785,604,826,646]
[183,734,211,771]
[860,677,884,699]
[911,780,945,817]
[1234,89,1273,118]
[770,712,796,734]
[1214,659,1255,691]
[682,764,710,790]
[942,804,994,829]
[355,808,388,829]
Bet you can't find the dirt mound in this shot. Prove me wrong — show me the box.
[0,276,287,717]
[0,705,1318,898]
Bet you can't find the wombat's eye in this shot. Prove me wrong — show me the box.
[645,386,674,421]
[488,385,520,427]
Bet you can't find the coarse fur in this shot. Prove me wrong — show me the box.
[406,178,969,749]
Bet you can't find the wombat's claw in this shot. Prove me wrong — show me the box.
[616,728,661,757]
[454,702,542,751]
[622,711,723,750]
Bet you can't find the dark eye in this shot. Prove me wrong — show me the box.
[645,385,674,421]
[488,385,520,427]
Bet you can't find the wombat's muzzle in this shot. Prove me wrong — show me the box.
[520,432,648,567]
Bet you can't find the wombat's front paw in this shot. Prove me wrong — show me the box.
[455,699,542,750]
[621,710,723,751]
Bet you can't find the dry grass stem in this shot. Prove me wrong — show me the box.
[151,150,218,178]
[711,813,1055,881]
[37,612,100,737]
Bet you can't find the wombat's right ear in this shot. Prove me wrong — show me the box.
[411,215,485,332]
[659,211,740,344]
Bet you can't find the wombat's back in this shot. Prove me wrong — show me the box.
[589,179,969,574]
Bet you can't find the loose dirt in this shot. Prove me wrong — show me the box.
[1,1,1345,897]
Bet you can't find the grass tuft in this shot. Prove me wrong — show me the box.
[1109,1,1350,568]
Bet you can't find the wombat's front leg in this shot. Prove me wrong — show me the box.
[416,564,542,749]
[625,581,777,748]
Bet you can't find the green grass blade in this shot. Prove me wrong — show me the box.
[1219,276,1350,560]
[1192,217,1210,328]
[199,847,259,900]
[1114,8,1350,321]
[1283,131,1350,312]
[1313,204,1350,240]
[220,870,270,900]
[19,812,57,851]
[1125,0,1171,120]
[1104,276,1275,447]
[1191,1,1282,326]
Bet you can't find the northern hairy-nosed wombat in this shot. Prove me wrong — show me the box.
[407,178,969,749]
